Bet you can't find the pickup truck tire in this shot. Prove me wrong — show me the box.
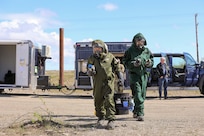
[199,75,204,95]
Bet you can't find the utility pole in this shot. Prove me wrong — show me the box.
[195,13,199,62]
[59,28,64,86]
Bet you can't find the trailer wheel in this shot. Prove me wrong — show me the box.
[199,76,204,95]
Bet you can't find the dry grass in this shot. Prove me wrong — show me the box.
[44,70,201,97]
[45,70,75,87]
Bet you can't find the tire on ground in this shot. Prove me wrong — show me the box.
[199,75,204,95]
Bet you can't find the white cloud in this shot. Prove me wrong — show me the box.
[0,9,74,70]
[81,38,94,42]
[122,38,131,42]
[98,3,118,11]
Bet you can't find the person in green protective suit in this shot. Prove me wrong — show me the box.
[87,39,122,130]
[123,33,154,121]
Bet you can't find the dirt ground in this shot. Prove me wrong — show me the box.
[0,88,204,136]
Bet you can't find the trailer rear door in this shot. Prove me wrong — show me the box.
[16,43,30,86]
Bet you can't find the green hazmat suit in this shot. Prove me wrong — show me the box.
[123,33,154,117]
[87,40,120,121]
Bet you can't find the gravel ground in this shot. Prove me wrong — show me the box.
[0,89,204,136]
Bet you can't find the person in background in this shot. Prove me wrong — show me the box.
[156,57,170,99]
[87,39,122,130]
[114,58,125,93]
[123,33,154,121]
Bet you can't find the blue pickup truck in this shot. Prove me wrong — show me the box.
[74,41,204,95]
[147,52,204,94]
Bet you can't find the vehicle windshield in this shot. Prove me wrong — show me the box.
[172,57,186,69]
[153,57,161,68]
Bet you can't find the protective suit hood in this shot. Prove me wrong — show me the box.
[92,39,108,53]
[132,33,147,45]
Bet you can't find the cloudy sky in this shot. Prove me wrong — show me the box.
[0,0,204,70]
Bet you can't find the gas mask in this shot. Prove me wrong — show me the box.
[135,38,145,49]
[93,46,103,58]
[94,50,102,58]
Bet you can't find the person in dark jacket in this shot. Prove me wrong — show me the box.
[123,33,154,121]
[156,57,170,99]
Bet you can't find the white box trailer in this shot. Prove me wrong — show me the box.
[0,40,50,91]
